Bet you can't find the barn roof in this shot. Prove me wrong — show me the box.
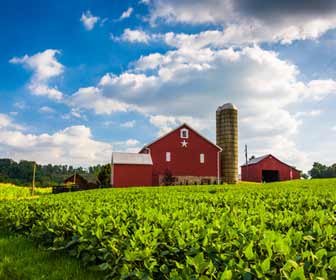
[140,123,222,152]
[112,152,153,165]
[242,154,270,166]
[241,154,300,171]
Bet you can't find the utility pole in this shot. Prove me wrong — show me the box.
[32,162,36,196]
[245,145,248,179]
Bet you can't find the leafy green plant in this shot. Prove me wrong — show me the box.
[0,179,335,279]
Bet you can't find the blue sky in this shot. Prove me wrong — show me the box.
[1,0,336,171]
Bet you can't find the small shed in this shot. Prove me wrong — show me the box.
[111,152,153,188]
[64,174,89,186]
[241,154,300,183]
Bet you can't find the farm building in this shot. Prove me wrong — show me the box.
[64,174,89,185]
[111,152,153,188]
[241,154,300,183]
[111,123,222,187]
[63,174,97,187]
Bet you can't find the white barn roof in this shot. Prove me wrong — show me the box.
[112,152,153,165]
[241,154,300,171]
[241,154,270,166]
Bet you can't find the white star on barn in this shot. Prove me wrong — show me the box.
[181,140,188,147]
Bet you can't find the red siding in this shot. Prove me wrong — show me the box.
[142,124,220,185]
[112,164,153,188]
[241,155,300,182]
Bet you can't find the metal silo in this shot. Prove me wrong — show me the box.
[216,103,238,184]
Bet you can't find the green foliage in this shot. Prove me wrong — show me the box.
[0,158,103,187]
[0,232,101,280]
[0,179,336,279]
[0,183,51,202]
[309,162,336,178]
[97,164,111,187]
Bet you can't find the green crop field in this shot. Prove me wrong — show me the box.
[0,183,52,202]
[1,179,336,279]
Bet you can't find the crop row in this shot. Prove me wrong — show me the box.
[0,183,51,202]
[1,180,336,279]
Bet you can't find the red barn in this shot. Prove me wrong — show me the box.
[111,153,153,187]
[111,123,222,187]
[241,154,301,183]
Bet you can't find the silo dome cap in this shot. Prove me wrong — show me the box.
[217,103,237,111]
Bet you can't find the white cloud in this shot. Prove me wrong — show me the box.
[0,114,23,131]
[10,49,63,81]
[113,29,151,43]
[29,84,63,101]
[80,10,100,31]
[0,114,12,129]
[120,7,133,20]
[10,49,64,101]
[332,126,336,131]
[39,106,55,113]
[69,86,139,115]
[112,138,142,153]
[304,79,336,100]
[146,0,336,45]
[295,110,321,118]
[0,125,111,166]
[69,44,336,171]
[120,120,136,128]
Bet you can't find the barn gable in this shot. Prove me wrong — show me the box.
[241,154,300,171]
[138,123,221,186]
[241,154,301,182]
[140,123,222,152]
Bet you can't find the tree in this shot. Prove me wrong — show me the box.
[162,169,175,186]
[301,173,309,179]
[309,162,336,179]
[98,164,111,187]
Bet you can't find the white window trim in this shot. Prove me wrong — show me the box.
[200,153,205,164]
[166,152,171,162]
[180,128,189,139]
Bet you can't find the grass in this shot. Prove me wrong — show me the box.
[0,183,51,202]
[0,232,103,280]
[0,184,101,279]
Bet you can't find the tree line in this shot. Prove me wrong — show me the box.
[309,162,336,179]
[0,158,110,187]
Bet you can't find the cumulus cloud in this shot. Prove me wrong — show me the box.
[112,29,151,43]
[0,125,110,166]
[149,115,208,136]
[0,114,23,131]
[69,44,336,170]
[0,114,142,166]
[69,86,140,115]
[10,49,64,101]
[80,10,100,31]
[146,0,336,44]
[120,7,133,20]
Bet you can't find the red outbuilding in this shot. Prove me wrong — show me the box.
[111,123,222,187]
[111,152,153,188]
[241,154,301,183]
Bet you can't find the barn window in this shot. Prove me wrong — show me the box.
[200,153,205,163]
[180,128,189,139]
[166,152,171,162]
